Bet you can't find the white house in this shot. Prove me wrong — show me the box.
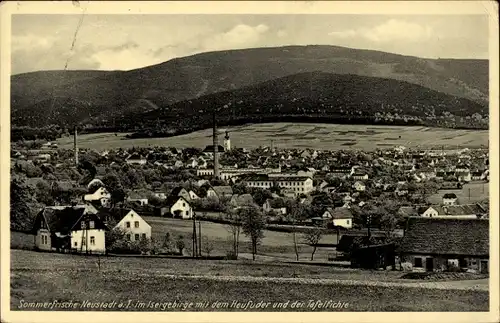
[421,204,486,219]
[126,191,149,206]
[321,207,353,229]
[166,196,193,219]
[84,187,111,207]
[442,193,458,206]
[243,174,314,196]
[262,199,287,215]
[110,209,152,242]
[188,190,200,200]
[126,154,147,165]
[32,205,107,254]
[353,181,366,192]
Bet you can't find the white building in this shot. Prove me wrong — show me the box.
[32,205,107,254]
[243,174,314,196]
[84,187,111,207]
[321,207,353,229]
[111,209,152,242]
[224,131,231,151]
[166,196,193,219]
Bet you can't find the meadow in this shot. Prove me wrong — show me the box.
[145,216,337,261]
[55,123,489,151]
[10,250,489,312]
[427,182,489,205]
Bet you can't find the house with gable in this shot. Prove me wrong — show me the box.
[420,204,486,219]
[170,187,192,202]
[165,195,193,219]
[84,186,111,208]
[401,217,488,273]
[100,208,152,242]
[321,207,353,229]
[442,193,458,205]
[31,205,107,254]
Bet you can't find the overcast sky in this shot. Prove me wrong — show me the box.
[11,14,489,75]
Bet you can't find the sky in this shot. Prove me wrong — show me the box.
[11,14,489,75]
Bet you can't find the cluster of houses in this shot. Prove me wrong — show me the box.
[15,138,489,273]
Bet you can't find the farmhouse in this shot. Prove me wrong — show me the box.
[321,207,353,229]
[262,198,287,215]
[401,217,489,273]
[207,186,234,200]
[31,205,108,254]
[126,191,149,206]
[442,193,458,205]
[170,187,192,201]
[84,187,111,208]
[101,208,152,242]
[165,195,193,219]
[420,204,486,219]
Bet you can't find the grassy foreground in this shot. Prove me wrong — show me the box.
[10,250,489,312]
[10,269,488,312]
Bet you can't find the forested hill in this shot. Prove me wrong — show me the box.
[125,72,488,138]
[11,45,488,128]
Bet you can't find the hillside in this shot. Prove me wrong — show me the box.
[125,72,488,138]
[11,45,488,128]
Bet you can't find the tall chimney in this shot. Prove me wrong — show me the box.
[74,125,79,167]
[213,111,219,179]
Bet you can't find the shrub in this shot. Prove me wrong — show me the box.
[225,250,238,260]
[401,262,413,271]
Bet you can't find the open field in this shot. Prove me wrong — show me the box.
[428,182,489,205]
[55,123,488,151]
[10,250,489,311]
[145,216,338,261]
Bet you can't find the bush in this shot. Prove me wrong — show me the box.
[225,250,238,260]
[401,262,413,272]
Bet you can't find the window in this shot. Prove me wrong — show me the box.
[414,257,423,268]
[186,211,189,216]
[74,242,77,247]
[81,221,86,229]
[89,221,95,229]
[126,222,131,228]
[142,233,146,239]
[134,221,139,228]
[347,220,350,225]
[90,236,95,245]
[126,234,131,241]
[135,234,140,241]
[183,203,186,207]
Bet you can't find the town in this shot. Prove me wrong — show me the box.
[10,125,490,274]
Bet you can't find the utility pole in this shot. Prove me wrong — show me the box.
[192,212,198,258]
[198,220,202,257]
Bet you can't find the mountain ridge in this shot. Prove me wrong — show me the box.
[11,45,489,129]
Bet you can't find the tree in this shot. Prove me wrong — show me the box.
[225,207,242,259]
[176,235,186,255]
[105,227,126,254]
[289,201,307,261]
[240,203,266,260]
[103,173,126,207]
[303,227,323,261]
[202,238,214,257]
[10,178,35,231]
[35,179,54,205]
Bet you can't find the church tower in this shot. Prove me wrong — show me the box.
[224,131,231,151]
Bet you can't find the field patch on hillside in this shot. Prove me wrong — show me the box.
[55,123,488,151]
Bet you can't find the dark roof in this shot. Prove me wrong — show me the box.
[401,217,489,256]
[97,208,133,224]
[427,204,486,216]
[33,205,106,234]
[170,187,188,197]
[326,207,353,219]
[443,193,457,199]
[212,186,233,196]
[165,195,188,207]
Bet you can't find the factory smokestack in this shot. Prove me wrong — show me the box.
[213,111,220,179]
[74,125,79,167]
